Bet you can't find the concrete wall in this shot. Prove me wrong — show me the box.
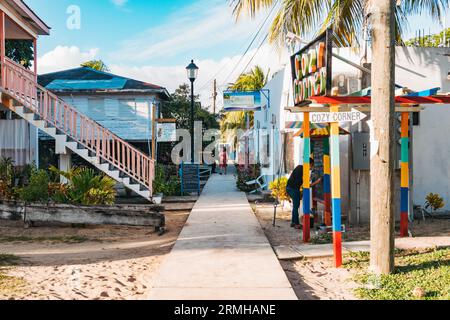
[0,201,165,228]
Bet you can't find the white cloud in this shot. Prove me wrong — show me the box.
[110,43,289,110]
[38,44,289,111]
[110,0,270,63]
[111,0,128,7]
[38,46,99,74]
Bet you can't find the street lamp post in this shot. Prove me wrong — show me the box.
[186,60,199,163]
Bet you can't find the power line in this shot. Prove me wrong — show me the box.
[235,32,269,82]
[198,2,277,92]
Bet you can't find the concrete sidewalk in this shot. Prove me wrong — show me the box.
[274,237,450,260]
[148,173,297,300]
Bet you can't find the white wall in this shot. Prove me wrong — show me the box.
[254,64,293,182]
[395,48,450,210]
[59,94,159,141]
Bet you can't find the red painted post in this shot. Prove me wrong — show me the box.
[302,112,311,243]
[400,112,410,237]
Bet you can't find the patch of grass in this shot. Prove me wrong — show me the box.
[311,233,333,244]
[0,254,26,297]
[0,235,96,244]
[346,248,450,300]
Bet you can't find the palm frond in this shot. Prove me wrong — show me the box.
[230,0,275,19]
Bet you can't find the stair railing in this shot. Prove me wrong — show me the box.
[0,57,154,196]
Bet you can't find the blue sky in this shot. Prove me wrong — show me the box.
[28,0,265,66]
[27,0,449,108]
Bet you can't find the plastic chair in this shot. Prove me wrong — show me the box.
[245,175,268,194]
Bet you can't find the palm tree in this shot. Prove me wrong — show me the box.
[81,60,110,72]
[230,0,448,47]
[231,65,269,91]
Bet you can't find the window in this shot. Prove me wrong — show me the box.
[413,112,420,126]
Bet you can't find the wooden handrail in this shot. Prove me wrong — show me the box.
[0,58,154,195]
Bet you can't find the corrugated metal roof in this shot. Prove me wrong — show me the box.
[46,79,128,91]
[38,67,170,100]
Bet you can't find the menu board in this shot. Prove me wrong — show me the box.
[312,139,325,201]
[291,29,332,106]
[181,163,200,195]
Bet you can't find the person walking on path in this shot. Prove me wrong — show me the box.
[286,165,303,229]
[219,146,228,175]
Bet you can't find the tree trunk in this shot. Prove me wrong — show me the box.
[369,0,396,275]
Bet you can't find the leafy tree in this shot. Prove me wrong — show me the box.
[81,60,110,72]
[5,40,34,69]
[162,83,219,130]
[231,0,449,47]
[404,28,450,47]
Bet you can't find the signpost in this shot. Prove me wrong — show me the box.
[153,118,176,162]
[156,122,177,142]
[291,29,333,107]
[310,109,367,125]
[223,91,262,112]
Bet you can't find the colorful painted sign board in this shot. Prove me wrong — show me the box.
[223,91,262,112]
[291,29,333,106]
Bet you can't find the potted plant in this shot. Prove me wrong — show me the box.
[425,193,445,219]
[269,177,290,210]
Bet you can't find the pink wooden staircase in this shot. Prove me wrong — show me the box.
[0,57,155,200]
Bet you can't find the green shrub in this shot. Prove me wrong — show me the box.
[50,166,116,205]
[153,164,181,196]
[17,168,50,203]
[0,158,36,201]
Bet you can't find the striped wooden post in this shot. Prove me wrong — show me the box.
[302,112,311,243]
[323,138,332,226]
[330,106,342,268]
[400,112,410,237]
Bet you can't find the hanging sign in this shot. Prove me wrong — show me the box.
[291,29,333,107]
[157,122,177,142]
[310,109,367,125]
[223,91,262,112]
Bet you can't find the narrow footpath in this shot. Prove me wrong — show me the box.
[148,172,297,300]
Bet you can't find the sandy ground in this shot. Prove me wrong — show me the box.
[251,201,450,300]
[0,211,190,300]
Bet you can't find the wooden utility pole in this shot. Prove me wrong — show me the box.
[369,0,396,275]
[213,79,217,115]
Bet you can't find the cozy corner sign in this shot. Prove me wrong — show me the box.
[291,29,333,106]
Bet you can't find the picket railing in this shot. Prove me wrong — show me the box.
[0,57,154,196]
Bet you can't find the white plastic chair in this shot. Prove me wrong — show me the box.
[245,175,268,194]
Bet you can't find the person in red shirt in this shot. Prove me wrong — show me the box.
[219,146,228,175]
